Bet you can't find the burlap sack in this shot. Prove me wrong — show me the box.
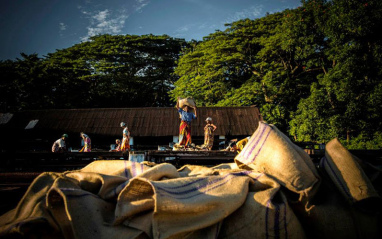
[81,160,152,178]
[46,174,147,239]
[211,163,239,170]
[177,164,218,177]
[66,171,127,200]
[178,97,196,109]
[81,161,180,200]
[0,171,147,239]
[290,175,380,239]
[5,159,378,239]
[220,189,306,239]
[322,138,381,205]
[0,172,63,238]
[114,170,253,239]
[235,122,320,202]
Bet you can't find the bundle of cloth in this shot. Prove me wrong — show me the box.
[1,122,380,239]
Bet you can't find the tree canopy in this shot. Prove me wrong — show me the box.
[1,34,186,110]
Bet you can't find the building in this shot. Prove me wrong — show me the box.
[0,106,262,151]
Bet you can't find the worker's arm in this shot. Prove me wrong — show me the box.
[212,124,217,131]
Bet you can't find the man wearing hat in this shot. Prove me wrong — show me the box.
[52,134,68,153]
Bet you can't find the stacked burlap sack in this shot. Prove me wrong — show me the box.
[1,122,380,239]
[235,122,381,239]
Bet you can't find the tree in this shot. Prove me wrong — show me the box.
[172,7,328,131]
[45,34,186,108]
[290,0,382,145]
[0,34,187,111]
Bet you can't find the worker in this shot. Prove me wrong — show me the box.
[203,117,217,150]
[79,132,91,152]
[120,122,130,151]
[176,97,197,147]
[52,134,68,153]
[236,136,250,153]
[110,139,121,152]
[223,136,250,153]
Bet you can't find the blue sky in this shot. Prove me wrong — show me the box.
[0,0,302,61]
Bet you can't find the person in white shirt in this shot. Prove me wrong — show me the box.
[52,134,68,153]
[120,122,130,151]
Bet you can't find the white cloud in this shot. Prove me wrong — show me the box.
[224,5,264,24]
[135,0,149,12]
[59,22,67,31]
[59,22,67,37]
[176,25,190,33]
[80,9,129,41]
[78,1,151,42]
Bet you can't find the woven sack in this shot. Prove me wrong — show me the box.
[322,138,380,205]
[235,121,320,202]
[178,97,196,108]
[291,176,380,239]
[219,173,306,239]
[0,171,146,239]
[0,172,63,238]
[115,170,252,239]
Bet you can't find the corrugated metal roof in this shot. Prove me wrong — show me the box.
[4,107,262,137]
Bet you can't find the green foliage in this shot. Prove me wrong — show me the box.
[171,5,328,131]
[46,34,187,108]
[343,132,382,150]
[1,0,382,148]
[290,0,382,146]
[171,0,382,147]
[0,34,186,110]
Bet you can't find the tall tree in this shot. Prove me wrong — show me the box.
[172,6,328,131]
[290,0,382,144]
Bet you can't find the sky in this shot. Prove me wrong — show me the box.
[0,0,302,61]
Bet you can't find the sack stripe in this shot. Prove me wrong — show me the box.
[242,123,264,158]
[157,178,206,190]
[156,172,254,199]
[132,161,136,177]
[242,123,265,159]
[323,156,352,199]
[157,173,235,195]
[274,203,280,239]
[156,175,231,199]
[246,127,272,164]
